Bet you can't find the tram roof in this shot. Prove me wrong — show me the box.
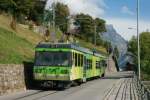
[36,42,106,58]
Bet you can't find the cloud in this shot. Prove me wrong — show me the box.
[106,18,150,40]
[121,6,135,15]
[46,0,107,18]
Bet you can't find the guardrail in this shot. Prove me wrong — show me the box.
[134,75,150,100]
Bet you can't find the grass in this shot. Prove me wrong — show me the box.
[0,14,43,64]
[0,14,42,44]
[0,27,34,63]
[77,38,107,54]
[141,73,150,81]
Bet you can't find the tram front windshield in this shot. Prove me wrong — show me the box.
[35,51,71,66]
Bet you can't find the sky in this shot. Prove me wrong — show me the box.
[46,0,150,41]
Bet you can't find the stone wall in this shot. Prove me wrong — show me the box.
[0,64,26,95]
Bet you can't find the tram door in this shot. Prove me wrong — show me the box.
[83,56,87,82]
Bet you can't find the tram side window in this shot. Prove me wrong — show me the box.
[81,55,83,66]
[99,61,101,68]
[100,60,105,67]
[87,59,89,69]
[101,60,104,67]
[90,60,92,69]
[86,60,89,69]
[87,59,92,69]
[96,61,100,69]
[102,60,107,67]
[99,61,102,67]
[72,52,74,65]
[78,54,83,67]
[75,53,78,66]
[78,54,80,67]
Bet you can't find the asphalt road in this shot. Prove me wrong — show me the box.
[0,71,134,100]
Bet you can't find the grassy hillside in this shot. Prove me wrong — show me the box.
[77,38,107,54]
[0,14,42,44]
[0,27,35,63]
[0,14,42,64]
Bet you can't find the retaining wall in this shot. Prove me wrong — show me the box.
[0,64,26,95]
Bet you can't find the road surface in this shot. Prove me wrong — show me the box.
[0,71,137,100]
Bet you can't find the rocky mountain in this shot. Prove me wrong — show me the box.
[100,24,128,68]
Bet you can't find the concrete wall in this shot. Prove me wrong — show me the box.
[0,64,26,95]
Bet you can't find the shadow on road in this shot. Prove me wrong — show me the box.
[23,62,35,89]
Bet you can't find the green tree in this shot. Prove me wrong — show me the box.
[75,13,95,42]
[94,18,106,46]
[128,32,150,78]
[128,36,137,55]
[43,9,53,26]
[55,2,70,33]
[95,18,106,33]
[0,0,35,30]
[96,35,103,46]
[28,0,47,25]
[140,32,150,75]
[75,14,106,45]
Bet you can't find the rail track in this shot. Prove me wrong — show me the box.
[12,79,101,100]
[12,90,58,100]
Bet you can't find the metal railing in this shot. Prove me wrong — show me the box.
[134,75,150,100]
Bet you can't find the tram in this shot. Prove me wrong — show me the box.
[33,43,107,88]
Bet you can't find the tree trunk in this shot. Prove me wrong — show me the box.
[10,15,17,31]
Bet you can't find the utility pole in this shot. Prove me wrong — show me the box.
[137,0,141,80]
[52,0,56,42]
[53,0,55,30]
[94,22,97,46]
[107,43,110,72]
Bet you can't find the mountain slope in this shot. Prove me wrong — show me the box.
[101,25,127,54]
[100,24,128,68]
